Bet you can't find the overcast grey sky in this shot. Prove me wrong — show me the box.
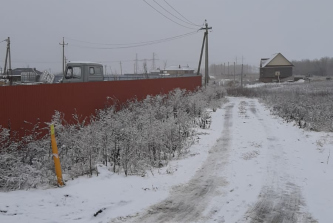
[1,0,332,74]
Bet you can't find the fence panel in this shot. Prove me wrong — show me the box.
[0,76,201,137]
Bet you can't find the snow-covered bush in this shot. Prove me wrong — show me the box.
[0,85,226,191]
[226,81,333,132]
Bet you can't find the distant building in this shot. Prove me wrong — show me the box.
[260,53,293,82]
[161,65,195,76]
[11,68,43,83]
[150,68,161,75]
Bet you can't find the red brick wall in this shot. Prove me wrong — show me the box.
[0,76,201,137]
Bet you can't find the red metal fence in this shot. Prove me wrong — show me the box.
[0,76,201,137]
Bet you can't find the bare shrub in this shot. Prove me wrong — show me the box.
[0,85,226,191]
[227,82,333,132]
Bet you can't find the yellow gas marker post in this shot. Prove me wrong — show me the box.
[50,124,64,186]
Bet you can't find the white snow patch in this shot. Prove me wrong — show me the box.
[1,97,333,222]
[0,107,225,223]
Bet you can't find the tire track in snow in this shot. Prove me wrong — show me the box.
[120,103,235,223]
[243,100,317,223]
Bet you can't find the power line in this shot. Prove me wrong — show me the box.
[142,0,197,30]
[68,31,199,50]
[65,31,197,46]
[152,0,200,28]
[163,0,201,27]
[0,60,61,64]
[0,59,159,64]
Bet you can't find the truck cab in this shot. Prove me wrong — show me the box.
[63,62,104,83]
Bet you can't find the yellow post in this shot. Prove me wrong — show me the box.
[50,124,64,186]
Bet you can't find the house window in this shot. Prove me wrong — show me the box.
[89,67,95,75]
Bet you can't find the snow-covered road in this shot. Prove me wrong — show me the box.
[1,97,332,223]
[119,97,332,223]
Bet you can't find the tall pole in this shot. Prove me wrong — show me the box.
[3,37,12,85]
[234,62,235,82]
[198,20,212,88]
[8,37,11,75]
[59,37,68,76]
[228,62,229,76]
[152,52,155,71]
[205,21,209,87]
[3,38,9,76]
[224,63,225,75]
[241,64,243,87]
[197,32,206,76]
[120,61,122,75]
[235,57,237,77]
[135,53,138,74]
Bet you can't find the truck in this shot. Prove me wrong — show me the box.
[63,61,104,83]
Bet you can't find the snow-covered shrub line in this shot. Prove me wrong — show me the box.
[226,81,333,132]
[0,85,226,191]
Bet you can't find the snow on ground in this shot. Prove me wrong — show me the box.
[0,106,225,223]
[245,82,268,88]
[1,97,333,223]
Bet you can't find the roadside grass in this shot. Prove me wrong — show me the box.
[226,81,333,132]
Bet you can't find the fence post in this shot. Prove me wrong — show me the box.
[50,124,64,186]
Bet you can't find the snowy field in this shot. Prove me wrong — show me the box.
[1,97,332,222]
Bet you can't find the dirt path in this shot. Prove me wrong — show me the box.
[242,100,317,223]
[129,103,235,223]
[111,98,317,223]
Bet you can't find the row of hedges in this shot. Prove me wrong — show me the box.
[226,81,333,132]
[0,85,226,191]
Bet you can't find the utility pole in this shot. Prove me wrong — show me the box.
[234,62,236,82]
[197,20,212,88]
[135,53,138,74]
[120,61,123,75]
[197,32,206,76]
[241,56,244,86]
[204,21,211,87]
[224,63,225,75]
[236,56,238,77]
[241,64,243,87]
[3,37,12,85]
[152,52,155,71]
[59,37,68,76]
[228,62,229,76]
[104,65,107,75]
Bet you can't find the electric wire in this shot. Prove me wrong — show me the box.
[163,0,202,27]
[142,0,197,30]
[68,31,199,50]
[152,0,200,27]
[65,30,197,46]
